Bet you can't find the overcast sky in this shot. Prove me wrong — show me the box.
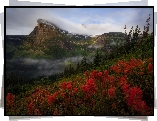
[6,7,153,35]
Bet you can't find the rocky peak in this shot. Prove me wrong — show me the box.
[37,19,59,30]
[28,19,63,45]
[27,19,91,45]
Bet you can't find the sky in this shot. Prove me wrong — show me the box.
[6,7,153,36]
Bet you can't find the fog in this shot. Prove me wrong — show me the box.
[6,55,94,79]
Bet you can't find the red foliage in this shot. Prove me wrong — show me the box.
[104,70,109,78]
[67,83,72,90]
[82,85,90,93]
[119,77,127,86]
[122,83,130,95]
[123,86,151,115]
[147,63,153,72]
[108,87,116,99]
[73,88,78,93]
[28,102,35,115]
[48,92,57,105]
[61,82,68,90]
[110,58,144,75]
[6,93,15,107]
[96,72,102,79]
[148,57,153,62]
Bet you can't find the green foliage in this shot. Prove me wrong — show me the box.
[93,49,103,67]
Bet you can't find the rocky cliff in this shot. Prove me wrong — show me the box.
[27,19,90,45]
[28,19,64,45]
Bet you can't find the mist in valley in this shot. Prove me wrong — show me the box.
[6,55,94,79]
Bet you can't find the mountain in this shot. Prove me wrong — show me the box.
[7,19,128,60]
[27,19,91,45]
[93,32,125,46]
[10,19,92,59]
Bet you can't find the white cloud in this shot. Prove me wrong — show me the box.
[6,8,153,35]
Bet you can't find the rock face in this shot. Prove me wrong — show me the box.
[27,19,91,45]
[28,19,62,45]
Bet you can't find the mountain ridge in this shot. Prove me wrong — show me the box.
[28,18,91,45]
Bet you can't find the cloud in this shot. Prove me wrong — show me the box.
[6,8,153,35]
[6,55,93,78]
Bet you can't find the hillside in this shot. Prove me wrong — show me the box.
[6,14,154,116]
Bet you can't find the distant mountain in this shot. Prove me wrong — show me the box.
[93,32,125,46]
[6,35,27,46]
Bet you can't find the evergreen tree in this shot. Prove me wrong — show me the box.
[79,57,88,72]
[93,49,103,67]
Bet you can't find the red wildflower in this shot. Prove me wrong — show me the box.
[109,76,115,82]
[73,88,78,93]
[27,102,35,114]
[117,69,122,73]
[66,83,72,90]
[48,92,57,105]
[28,103,33,110]
[86,78,95,86]
[122,83,130,94]
[6,93,15,106]
[128,87,143,101]
[138,71,144,75]
[130,58,135,64]
[124,68,129,74]
[6,93,15,101]
[71,88,78,96]
[148,57,153,62]
[111,65,118,72]
[147,63,153,72]
[136,59,143,67]
[108,87,116,99]
[135,100,151,115]
[126,96,151,115]
[93,70,97,74]
[61,82,67,90]
[119,77,127,86]
[97,72,102,77]
[82,85,90,93]
[104,70,108,77]
[90,70,97,78]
